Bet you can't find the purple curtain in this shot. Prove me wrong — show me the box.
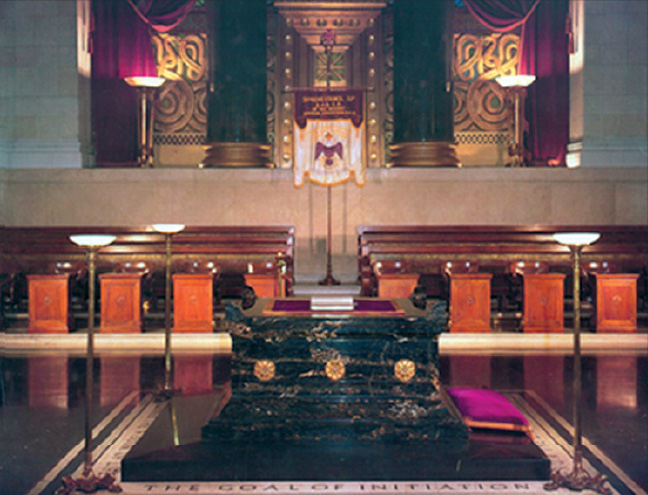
[91,0,197,166]
[524,0,569,166]
[127,0,198,34]
[463,0,569,166]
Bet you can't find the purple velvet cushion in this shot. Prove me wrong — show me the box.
[447,387,531,434]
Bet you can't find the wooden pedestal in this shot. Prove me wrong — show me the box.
[376,273,419,298]
[244,273,283,298]
[100,273,143,333]
[28,274,70,333]
[522,273,565,333]
[448,273,492,333]
[595,274,639,333]
[173,273,213,333]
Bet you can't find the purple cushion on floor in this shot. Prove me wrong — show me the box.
[447,387,531,434]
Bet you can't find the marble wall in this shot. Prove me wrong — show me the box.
[1,167,645,278]
[581,0,648,167]
[0,0,89,169]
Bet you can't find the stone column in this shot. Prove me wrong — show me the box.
[389,0,460,167]
[0,0,91,169]
[202,0,271,168]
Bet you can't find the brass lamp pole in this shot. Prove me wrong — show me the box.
[318,29,340,286]
[124,76,165,168]
[152,224,185,392]
[546,232,611,495]
[495,75,535,167]
[64,234,119,491]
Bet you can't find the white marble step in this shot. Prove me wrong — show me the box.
[292,282,361,297]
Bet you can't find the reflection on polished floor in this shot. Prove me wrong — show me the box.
[0,345,646,495]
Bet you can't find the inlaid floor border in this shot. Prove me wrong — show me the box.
[33,391,644,495]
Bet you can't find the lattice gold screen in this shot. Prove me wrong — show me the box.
[453,33,519,166]
[152,33,208,165]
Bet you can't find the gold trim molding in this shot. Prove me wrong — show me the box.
[201,142,273,168]
[388,142,462,168]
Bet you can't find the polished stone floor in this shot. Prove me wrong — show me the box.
[0,347,646,495]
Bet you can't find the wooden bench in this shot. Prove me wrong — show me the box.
[0,226,295,316]
[358,225,648,329]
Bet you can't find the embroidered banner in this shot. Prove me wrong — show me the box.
[293,89,365,188]
[294,90,364,129]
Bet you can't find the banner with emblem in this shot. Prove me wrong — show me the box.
[293,89,365,188]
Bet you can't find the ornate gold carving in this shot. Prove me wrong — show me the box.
[453,33,519,132]
[153,33,207,135]
[325,360,346,381]
[394,359,416,383]
[253,360,276,382]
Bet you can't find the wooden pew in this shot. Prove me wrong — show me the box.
[358,225,648,329]
[0,226,295,316]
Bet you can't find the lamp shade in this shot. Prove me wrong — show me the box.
[495,75,536,88]
[70,234,117,248]
[152,224,186,234]
[553,232,601,247]
[124,76,165,88]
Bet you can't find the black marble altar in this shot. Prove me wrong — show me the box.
[202,300,466,445]
[122,299,550,482]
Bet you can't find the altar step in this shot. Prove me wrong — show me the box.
[292,280,361,297]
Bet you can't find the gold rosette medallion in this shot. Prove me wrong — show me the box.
[325,360,346,381]
[253,359,276,382]
[394,359,416,383]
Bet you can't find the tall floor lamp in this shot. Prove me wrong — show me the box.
[547,232,610,495]
[152,224,185,393]
[63,234,119,492]
[495,75,535,167]
[124,76,165,168]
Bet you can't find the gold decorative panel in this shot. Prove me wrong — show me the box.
[453,33,519,132]
[153,33,208,135]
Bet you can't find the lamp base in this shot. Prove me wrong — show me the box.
[544,468,611,495]
[56,470,121,495]
[318,273,341,286]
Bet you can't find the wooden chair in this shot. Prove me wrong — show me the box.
[372,260,418,298]
[52,261,87,312]
[507,262,549,312]
[244,260,285,298]
[509,261,564,333]
[117,261,155,314]
[443,261,492,333]
[184,260,221,304]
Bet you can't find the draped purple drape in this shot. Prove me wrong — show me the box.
[524,0,569,166]
[463,0,569,166]
[91,0,197,165]
[127,0,198,33]
[463,0,540,72]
